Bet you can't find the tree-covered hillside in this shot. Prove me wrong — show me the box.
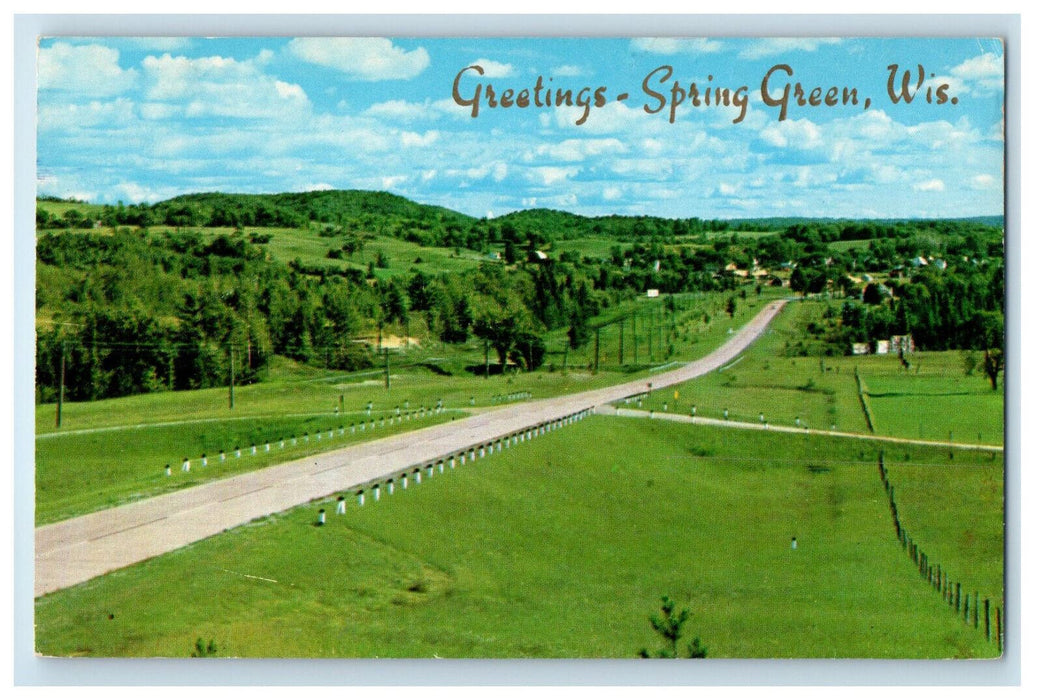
[35,190,1006,404]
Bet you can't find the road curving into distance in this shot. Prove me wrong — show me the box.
[35,300,786,597]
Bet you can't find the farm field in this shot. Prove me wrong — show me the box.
[34,418,1002,658]
[638,301,1003,446]
[35,291,778,524]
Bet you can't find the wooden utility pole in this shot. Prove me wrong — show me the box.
[228,344,235,410]
[562,342,568,374]
[647,311,653,361]
[55,341,65,428]
[484,339,490,378]
[659,306,665,355]
[384,347,390,389]
[632,312,637,362]
[618,318,624,365]
[593,327,600,373]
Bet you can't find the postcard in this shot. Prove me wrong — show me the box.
[27,27,1011,676]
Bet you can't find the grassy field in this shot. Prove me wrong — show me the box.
[637,301,1003,446]
[36,200,105,219]
[35,290,778,523]
[883,453,1004,607]
[34,418,1002,658]
[859,364,1004,444]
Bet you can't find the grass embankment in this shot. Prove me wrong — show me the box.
[637,301,1003,446]
[35,409,463,525]
[35,418,1002,658]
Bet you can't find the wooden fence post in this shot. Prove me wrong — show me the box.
[996,606,1003,654]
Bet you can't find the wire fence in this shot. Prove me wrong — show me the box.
[877,451,1003,655]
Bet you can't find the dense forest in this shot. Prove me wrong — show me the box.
[35,190,1005,403]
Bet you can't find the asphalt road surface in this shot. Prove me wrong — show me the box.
[35,300,785,597]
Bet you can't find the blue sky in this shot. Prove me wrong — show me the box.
[36,36,1005,219]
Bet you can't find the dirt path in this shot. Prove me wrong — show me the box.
[35,300,785,597]
[598,406,1004,453]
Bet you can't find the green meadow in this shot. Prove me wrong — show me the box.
[883,454,1004,607]
[638,301,1003,446]
[34,418,1002,658]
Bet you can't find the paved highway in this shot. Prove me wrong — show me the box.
[35,300,785,597]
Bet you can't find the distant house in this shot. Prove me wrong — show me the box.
[527,250,549,263]
[890,335,915,354]
[855,335,914,356]
[646,289,660,298]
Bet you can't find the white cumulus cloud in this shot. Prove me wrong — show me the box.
[527,166,580,187]
[467,59,515,78]
[531,138,627,162]
[553,64,585,77]
[366,99,430,121]
[950,52,1004,96]
[38,42,137,96]
[739,38,842,60]
[759,118,822,149]
[37,98,136,131]
[287,38,429,81]
[400,130,439,147]
[142,52,310,120]
[971,174,998,189]
[630,38,724,54]
[913,179,945,192]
